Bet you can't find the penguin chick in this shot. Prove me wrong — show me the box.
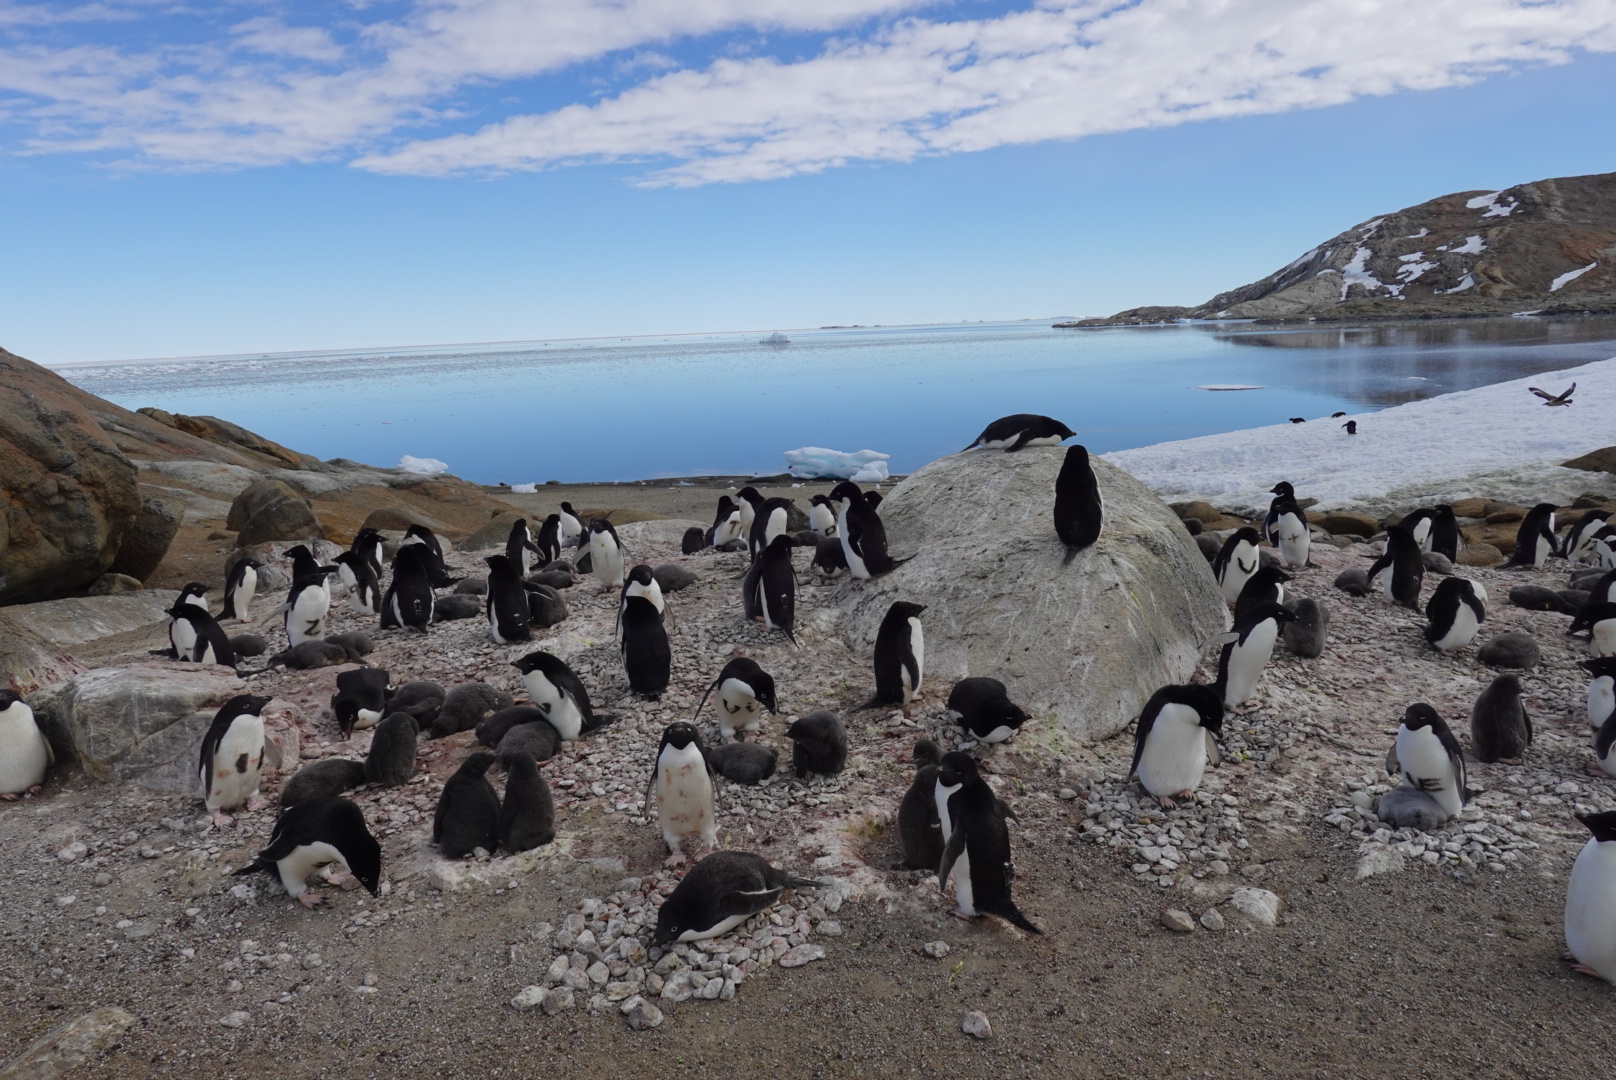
[477,705,546,748]
[705,742,778,786]
[279,759,366,809]
[430,683,515,739]
[434,752,500,859]
[497,722,562,765]
[786,710,847,777]
[1470,674,1532,765]
[498,750,555,853]
[896,739,944,870]
[364,712,419,786]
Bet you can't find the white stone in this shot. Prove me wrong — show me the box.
[510,985,547,1009]
[923,940,951,958]
[961,1011,993,1040]
[778,944,825,968]
[1229,887,1282,927]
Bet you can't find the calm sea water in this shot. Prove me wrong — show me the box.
[58,317,1616,485]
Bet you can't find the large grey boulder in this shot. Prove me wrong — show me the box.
[229,478,322,546]
[106,493,179,582]
[457,511,526,552]
[7,592,173,649]
[837,447,1227,741]
[27,663,244,782]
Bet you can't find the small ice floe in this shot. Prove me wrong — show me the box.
[760,332,791,345]
[1196,385,1264,392]
[784,447,890,483]
[398,455,449,475]
[510,483,538,493]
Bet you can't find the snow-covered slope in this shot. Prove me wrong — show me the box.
[1105,357,1616,514]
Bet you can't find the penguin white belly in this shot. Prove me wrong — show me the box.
[934,781,960,843]
[195,639,217,665]
[288,586,330,645]
[904,619,925,701]
[348,583,373,614]
[980,725,1016,744]
[352,708,381,732]
[525,674,582,740]
[488,605,509,645]
[1532,533,1554,567]
[337,562,357,595]
[1593,622,1616,659]
[275,841,348,898]
[679,913,749,943]
[1590,677,1615,730]
[0,711,50,794]
[1220,552,1255,604]
[389,593,405,629]
[626,579,665,615]
[171,619,197,658]
[764,508,788,547]
[809,505,835,537]
[1411,519,1433,552]
[1565,840,1616,983]
[655,745,716,847]
[592,538,625,588]
[1277,515,1309,568]
[837,506,869,579]
[950,848,976,916]
[1432,604,1479,652]
[718,682,762,739]
[1137,705,1208,798]
[1379,565,1398,603]
[717,513,742,545]
[1224,621,1278,706]
[205,715,265,811]
[1396,728,1462,819]
[232,571,257,618]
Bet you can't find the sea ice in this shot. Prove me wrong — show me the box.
[510,483,538,493]
[784,447,890,483]
[399,455,449,475]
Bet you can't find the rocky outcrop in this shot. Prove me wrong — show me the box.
[229,479,323,546]
[837,448,1227,741]
[1074,171,1616,325]
[105,494,179,582]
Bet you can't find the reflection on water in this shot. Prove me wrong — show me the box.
[57,317,1616,483]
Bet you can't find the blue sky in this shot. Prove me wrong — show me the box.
[2,0,1615,364]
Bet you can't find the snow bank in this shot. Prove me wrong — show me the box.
[510,483,538,493]
[398,455,449,475]
[1104,357,1616,514]
[784,447,890,483]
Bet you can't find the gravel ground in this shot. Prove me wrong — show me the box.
[3,525,1615,1078]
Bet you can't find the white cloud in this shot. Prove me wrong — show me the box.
[1,0,1614,179]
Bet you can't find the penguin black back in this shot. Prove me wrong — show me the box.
[945,678,1028,743]
[235,796,381,900]
[1429,504,1460,561]
[434,752,500,859]
[382,544,436,631]
[1367,524,1424,609]
[897,738,945,870]
[170,604,236,668]
[866,601,926,707]
[498,750,555,853]
[651,850,825,945]
[364,712,419,786]
[332,667,390,739]
[1234,564,1291,620]
[620,595,671,698]
[483,553,533,644]
[535,514,563,565]
[1053,444,1103,563]
[1506,503,1559,568]
[755,534,798,644]
[964,413,1076,453]
[786,710,847,777]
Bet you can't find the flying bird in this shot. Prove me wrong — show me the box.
[1529,383,1575,406]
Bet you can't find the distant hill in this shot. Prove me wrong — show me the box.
[1067,171,1616,325]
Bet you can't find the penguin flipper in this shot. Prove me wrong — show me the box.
[1384,745,1400,776]
[577,713,618,737]
[937,826,967,890]
[692,677,721,721]
[1005,430,1033,452]
[1199,632,1239,651]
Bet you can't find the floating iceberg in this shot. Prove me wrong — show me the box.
[398,455,449,476]
[510,483,538,493]
[760,332,791,345]
[784,447,890,483]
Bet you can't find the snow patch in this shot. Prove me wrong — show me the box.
[1437,274,1476,295]
[1550,262,1598,292]
[1281,246,1322,274]
[1395,257,1437,285]
[1466,191,1518,217]
[784,447,890,483]
[510,483,538,493]
[1405,228,1430,239]
[398,455,449,475]
[1104,356,1616,514]
[1339,246,1385,299]
[1447,234,1485,255]
[1357,217,1385,235]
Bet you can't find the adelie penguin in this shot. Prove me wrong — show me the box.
[618,563,665,636]
[831,481,907,579]
[1582,657,1616,731]
[1386,703,1466,822]
[808,494,837,538]
[1569,601,1616,658]
[1596,706,1616,780]
[652,851,825,945]
[1424,577,1486,652]
[587,518,626,589]
[945,678,1028,744]
[1266,484,1310,568]
[534,514,563,565]
[1261,482,1296,544]
[1234,564,1290,620]
[1211,528,1262,605]
[283,557,338,646]
[381,544,436,632]
[401,524,458,587]
[645,722,717,865]
[349,527,385,582]
[499,749,555,852]
[0,690,53,799]
[752,534,799,644]
[234,796,381,908]
[510,651,615,741]
[1470,674,1532,765]
[1130,684,1225,808]
[1206,602,1295,712]
[1053,444,1103,564]
[620,594,671,698]
[1565,811,1616,983]
[1366,523,1424,609]
[1506,503,1559,569]
[220,558,259,621]
[197,694,271,826]
[333,551,381,615]
[935,752,1041,934]
[695,657,777,742]
[483,553,532,645]
[1429,504,1461,562]
[896,739,945,871]
[435,752,500,859]
[505,518,542,577]
[1564,510,1611,563]
[167,603,236,667]
[1400,508,1436,553]
[708,496,743,547]
[332,667,390,739]
[748,497,795,560]
[165,582,210,658]
[735,487,765,538]
[963,413,1075,453]
[860,601,926,709]
[557,502,583,549]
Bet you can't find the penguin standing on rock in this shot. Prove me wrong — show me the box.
[963,414,1075,453]
[334,551,380,615]
[708,497,743,548]
[197,694,271,826]
[832,481,907,579]
[651,851,825,945]
[1234,564,1290,619]
[1564,511,1611,563]
[168,603,236,667]
[945,678,1028,744]
[896,739,944,871]
[1130,684,1225,808]
[1400,508,1436,553]
[1386,703,1466,821]
[381,545,435,632]
[735,488,766,539]
[1261,482,1295,545]
[1564,811,1616,983]
[1206,602,1295,712]
[748,497,794,560]
[808,494,837,538]
[332,667,390,739]
[403,525,458,587]
[0,691,52,799]
[618,564,665,635]
[506,518,542,577]
[620,595,671,698]
[166,583,210,658]
[535,514,563,566]
[645,722,717,865]
[588,519,626,589]
[498,750,554,852]
[483,554,532,645]
[695,657,777,742]
[351,528,385,582]
[1424,577,1486,652]
[935,752,1041,933]
[510,651,614,741]
[860,601,926,708]
[1366,524,1424,609]
[558,503,583,550]
[220,559,259,621]
[1053,445,1103,563]
[1212,529,1262,605]
[754,534,799,644]
[434,752,500,859]
[1506,503,1560,568]
[1471,674,1532,765]
[234,796,380,908]
[1270,493,1311,568]
[284,563,337,645]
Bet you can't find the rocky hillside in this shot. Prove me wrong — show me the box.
[1071,171,1616,324]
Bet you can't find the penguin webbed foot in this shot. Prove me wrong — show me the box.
[247,795,270,812]
[211,810,235,828]
[1571,963,1605,979]
[0,792,18,802]
[663,849,687,867]
[1155,795,1177,809]
[1494,757,1523,766]
[297,892,324,909]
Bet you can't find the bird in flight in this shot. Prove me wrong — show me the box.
[1529,383,1576,406]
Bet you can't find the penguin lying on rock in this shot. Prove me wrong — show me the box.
[652,851,825,945]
